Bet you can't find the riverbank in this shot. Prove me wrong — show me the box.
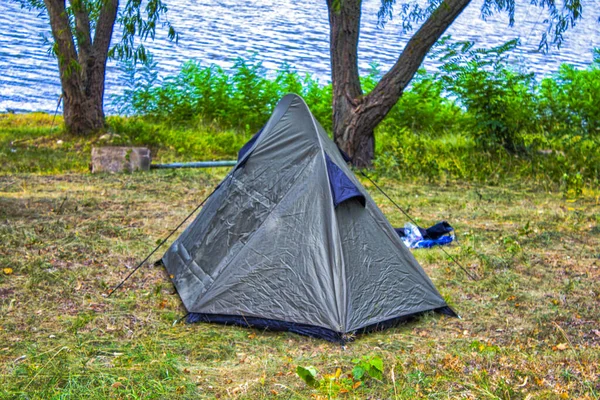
[2,112,598,199]
[1,167,599,398]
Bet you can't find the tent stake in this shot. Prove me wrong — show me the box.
[358,170,479,281]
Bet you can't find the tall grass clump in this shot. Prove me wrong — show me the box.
[374,40,600,187]
[437,38,539,153]
[538,49,600,136]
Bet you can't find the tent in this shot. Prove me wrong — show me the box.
[162,94,456,342]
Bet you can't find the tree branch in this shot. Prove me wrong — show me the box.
[71,0,92,66]
[364,0,472,119]
[43,0,78,77]
[93,0,118,58]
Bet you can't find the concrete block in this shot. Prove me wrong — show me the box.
[91,147,151,173]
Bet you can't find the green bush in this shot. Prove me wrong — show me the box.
[112,55,332,133]
[437,39,538,153]
[374,68,468,135]
[105,44,599,188]
[538,51,600,137]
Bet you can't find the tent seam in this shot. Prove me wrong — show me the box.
[297,96,348,333]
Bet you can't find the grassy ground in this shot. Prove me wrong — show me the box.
[0,113,249,175]
[1,114,599,398]
[1,168,599,399]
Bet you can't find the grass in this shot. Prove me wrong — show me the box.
[0,113,250,175]
[1,156,599,398]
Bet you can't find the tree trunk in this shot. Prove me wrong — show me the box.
[44,0,118,135]
[62,83,106,135]
[327,0,370,166]
[327,0,472,167]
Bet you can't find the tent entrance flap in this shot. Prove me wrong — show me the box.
[325,153,365,208]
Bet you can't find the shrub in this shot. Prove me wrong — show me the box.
[538,51,600,137]
[437,38,539,153]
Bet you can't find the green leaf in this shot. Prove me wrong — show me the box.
[296,366,319,388]
[352,365,365,380]
[370,356,384,373]
[367,356,384,380]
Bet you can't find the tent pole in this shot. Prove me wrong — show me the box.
[151,161,237,169]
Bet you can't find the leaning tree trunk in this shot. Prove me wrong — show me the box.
[44,0,118,135]
[327,0,472,167]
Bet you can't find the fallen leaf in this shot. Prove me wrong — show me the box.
[111,382,123,389]
[555,343,568,351]
[248,332,256,339]
[352,381,362,389]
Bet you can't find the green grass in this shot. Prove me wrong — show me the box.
[0,113,250,175]
[1,150,599,398]
[3,112,599,196]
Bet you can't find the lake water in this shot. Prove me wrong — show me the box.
[1,0,599,113]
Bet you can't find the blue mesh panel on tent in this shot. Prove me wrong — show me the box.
[325,153,365,208]
[338,147,352,163]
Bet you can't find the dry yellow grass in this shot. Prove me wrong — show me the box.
[1,169,599,399]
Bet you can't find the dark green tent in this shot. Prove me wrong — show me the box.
[163,94,455,342]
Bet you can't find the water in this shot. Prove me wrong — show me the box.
[1,0,599,113]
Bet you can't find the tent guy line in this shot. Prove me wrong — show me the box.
[357,170,479,281]
[106,178,228,298]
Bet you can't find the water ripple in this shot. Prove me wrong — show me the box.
[0,0,598,113]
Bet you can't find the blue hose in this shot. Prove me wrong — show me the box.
[151,161,237,169]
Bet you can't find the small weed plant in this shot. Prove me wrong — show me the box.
[296,356,384,397]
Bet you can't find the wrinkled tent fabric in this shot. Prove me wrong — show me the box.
[162,94,456,342]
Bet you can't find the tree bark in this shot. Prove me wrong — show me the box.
[327,0,472,167]
[44,0,118,135]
